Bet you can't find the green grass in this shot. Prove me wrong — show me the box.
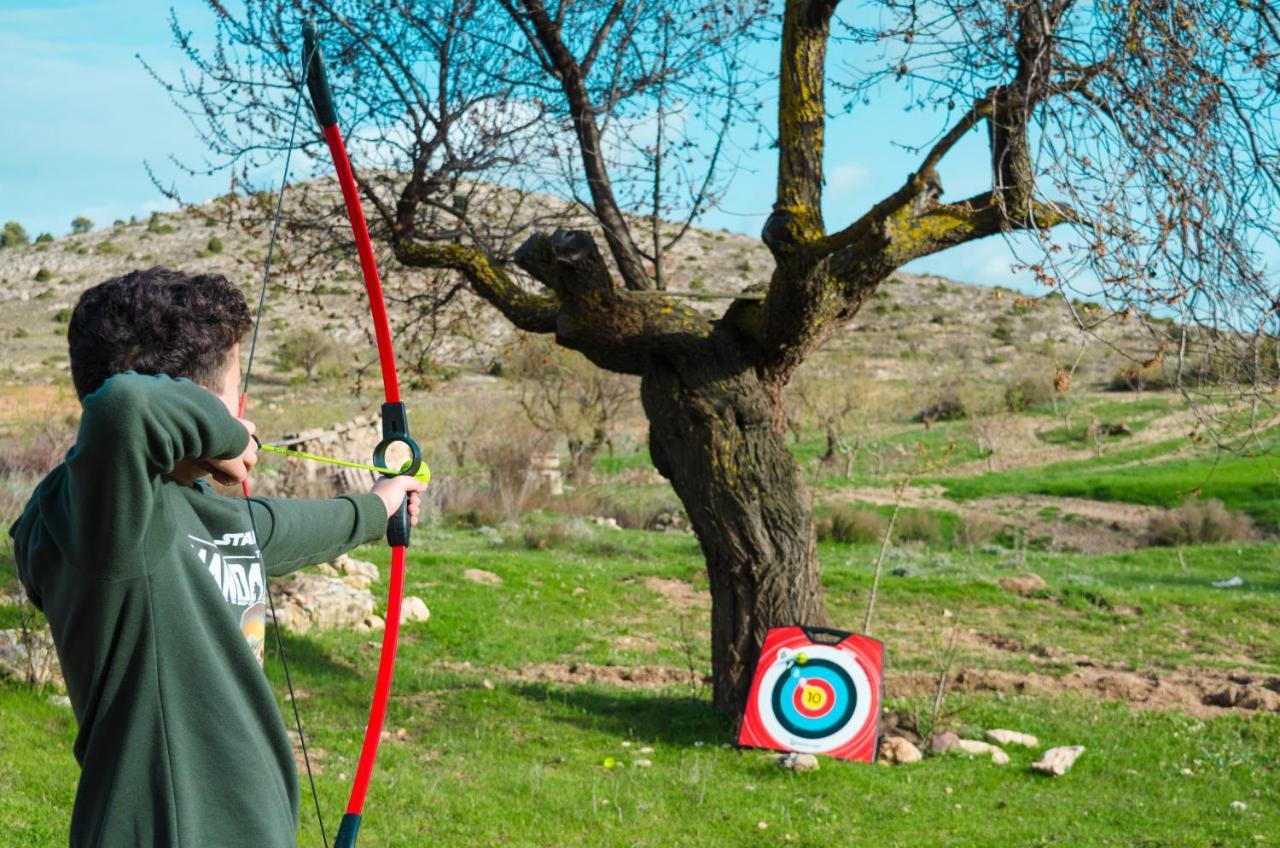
[3,524,1279,845]
[5,680,1276,847]
[934,447,1280,527]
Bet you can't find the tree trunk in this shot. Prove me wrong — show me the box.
[641,345,827,718]
[567,426,606,484]
[820,422,839,468]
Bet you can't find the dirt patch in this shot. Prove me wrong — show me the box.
[435,655,1278,718]
[645,576,705,612]
[437,659,705,690]
[825,485,1162,553]
[888,663,1280,718]
[610,634,661,654]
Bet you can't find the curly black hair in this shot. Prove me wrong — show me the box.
[68,267,253,400]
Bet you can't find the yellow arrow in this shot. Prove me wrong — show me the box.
[257,442,431,485]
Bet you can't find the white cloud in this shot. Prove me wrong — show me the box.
[827,162,870,194]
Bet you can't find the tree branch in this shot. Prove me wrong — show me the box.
[762,0,839,259]
[394,240,560,334]
[511,0,654,292]
[512,229,713,373]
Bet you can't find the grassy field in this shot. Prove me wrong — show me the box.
[3,520,1277,846]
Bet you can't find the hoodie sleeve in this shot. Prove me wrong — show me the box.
[66,372,249,579]
[245,493,388,577]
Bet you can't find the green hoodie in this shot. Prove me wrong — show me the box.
[10,372,388,847]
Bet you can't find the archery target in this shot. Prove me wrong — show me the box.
[738,627,884,762]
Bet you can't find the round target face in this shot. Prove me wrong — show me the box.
[754,643,874,753]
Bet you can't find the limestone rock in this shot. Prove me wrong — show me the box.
[776,752,821,772]
[986,729,1039,748]
[271,573,375,635]
[1000,573,1048,597]
[1031,745,1084,776]
[928,731,961,754]
[463,568,503,585]
[400,596,430,623]
[954,739,1010,764]
[357,614,386,633]
[340,555,380,581]
[0,627,64,690]
[878,736,923,765]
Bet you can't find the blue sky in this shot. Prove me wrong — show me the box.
[0,0,1032,289]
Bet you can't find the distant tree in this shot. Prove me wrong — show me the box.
[275,327,340,380]
[506,335,637,483]
[791,370,892,480]
[70,217,93,235]
[34,233,54,244]
[1,221,29,248]
[172,0,1280,716]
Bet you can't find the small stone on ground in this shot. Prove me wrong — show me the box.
[400,596,430,623]
[928,731,961,754]
[1031,745,1085,776]
[878,736,923,764]
[986,729,1039,748]
[462,568,503,585]
[999,572,1048,597]
[954,739,1010,764]
[776,752,820,772]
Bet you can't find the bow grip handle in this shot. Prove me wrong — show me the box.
[334,812,361,848]
[373,402,420,548]
[302,19,338,128]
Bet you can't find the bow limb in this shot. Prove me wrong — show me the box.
[303,21,421,847]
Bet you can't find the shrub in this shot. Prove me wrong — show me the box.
[1146,499,1256,546]
[1,220,29,247]
[207,236,224,254]
[1109,364,1171,392]
[955,514,1001,548]
[895,510,943,546]
[34,232,53,244]
[70,217,93,234]
[95,241,122,255]
[991,322,1015,344]
[147,213,176,235]
[1003,372,1054,412]
[275,328,340,380]
[817,505,888,544]
[915,390,966,423]
[34,268,52,282]
[53,307,72,324]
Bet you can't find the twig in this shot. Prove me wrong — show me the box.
[862,473,912,634]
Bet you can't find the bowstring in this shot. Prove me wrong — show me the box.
[239,36,330,848]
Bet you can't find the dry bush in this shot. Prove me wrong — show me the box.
[914,391,966,425]
[0,430,76,523]
[895,510,943,546]
[1002,371,1054,412]
[955,514,1001,549]
[0,431,74,478]
[552,486,681,530]
[817,505,888,545]
[1146,499,1256,547]
[1109,364,1172,392]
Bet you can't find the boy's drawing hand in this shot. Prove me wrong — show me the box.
[199,418,259,486]
[371,475,427,523]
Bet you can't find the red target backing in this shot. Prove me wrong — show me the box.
[737,626,884,762]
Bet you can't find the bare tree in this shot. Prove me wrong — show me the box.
[165,0,1280,716]
[506,335,637,483]
[791,369,891,479]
